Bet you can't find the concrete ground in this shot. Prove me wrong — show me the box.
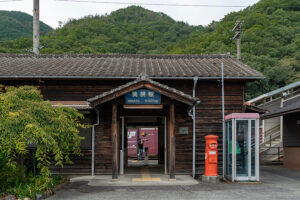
[49,165,300,200]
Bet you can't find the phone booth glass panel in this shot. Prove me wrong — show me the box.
[224,113,259,182]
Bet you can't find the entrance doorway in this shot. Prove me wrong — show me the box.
[120,116,167,176]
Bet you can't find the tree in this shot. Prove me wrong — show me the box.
[0,86,85,178]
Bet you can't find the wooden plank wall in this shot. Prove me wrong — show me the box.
[195,81,244,174]
[94,104,113,174]
[40,80,129,101]
[163,80,244,174]
[283,112,300,147]
[1,79,244,175]
[174,103,193,174]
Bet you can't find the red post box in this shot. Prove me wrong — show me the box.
[204,135,219,176]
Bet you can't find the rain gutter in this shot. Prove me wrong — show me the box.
[0,76,265,80]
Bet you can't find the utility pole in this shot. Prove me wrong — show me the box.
[33,0,40,55]
[231,20,243,61]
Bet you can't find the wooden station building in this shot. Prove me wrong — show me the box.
[0,54,264,180]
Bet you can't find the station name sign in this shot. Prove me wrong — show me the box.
[125,89,161,104]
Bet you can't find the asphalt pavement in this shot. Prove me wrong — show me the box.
[48,165,300,200]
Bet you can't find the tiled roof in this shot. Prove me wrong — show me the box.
[0,54,264,79]
[88,75,200,106]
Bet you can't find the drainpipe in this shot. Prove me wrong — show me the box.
[120,117,124,175]
[221,63,225,179]
[188,77,198,178]
[91,108,100,176]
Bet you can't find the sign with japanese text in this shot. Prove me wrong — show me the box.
[125,89,161,104]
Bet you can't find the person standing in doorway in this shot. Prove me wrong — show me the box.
[137,138,144,160]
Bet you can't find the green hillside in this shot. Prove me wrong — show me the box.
[166,0,300,98]
[0,10,52,40]
[0,1,299,98]
[40,6,201,54]
[0,6,201,54]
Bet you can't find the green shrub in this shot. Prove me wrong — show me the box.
[0,86,84,199]
[3,174,63,199]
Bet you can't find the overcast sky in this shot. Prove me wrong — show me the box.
[1,0,260,28]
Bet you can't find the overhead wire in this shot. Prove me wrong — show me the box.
[0,0,23,2]
[55,0,248,8]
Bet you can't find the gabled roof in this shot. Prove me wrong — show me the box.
[88,75,200,106]
[0,54,264,80]
[261,101,300,119]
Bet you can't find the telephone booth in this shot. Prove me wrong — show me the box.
[224,113,260,182]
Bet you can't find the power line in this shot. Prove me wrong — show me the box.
[55,0,248,8]
[0,0,23,2]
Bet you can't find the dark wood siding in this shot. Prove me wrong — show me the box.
[283,112,300,147]
[165,80,244,174]
[195,81,244,174]
[94,104,113,174]
[40,80,129,101]
[0,79,244,175]
[174,103,193,174]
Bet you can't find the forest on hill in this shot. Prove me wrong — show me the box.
[0,10,52,40]
[166,0,300,99]
[0,0,299,99]
[0,6,202,54]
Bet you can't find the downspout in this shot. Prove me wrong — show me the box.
[91,108,100,177]
[221,63,225,179]
[188,77,199,178]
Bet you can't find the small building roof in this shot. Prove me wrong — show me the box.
[261,101,300,119]
[0,54,264,80]
[225,113,260,120]
[51,101,92,110]
[88,75,200,106]
[242,102,266,114]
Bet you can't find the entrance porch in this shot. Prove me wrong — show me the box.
[88,76,199,181]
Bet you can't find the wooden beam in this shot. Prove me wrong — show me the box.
[90,81,195,107]
[145,83,194,106]
[112,103,119,181]
[92,84,145,106]
[123,104,163,109]
[169,103,176,180]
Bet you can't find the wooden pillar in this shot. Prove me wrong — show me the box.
[158,117,164,165]
[112,103,119,181]
[169,103,176,180]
